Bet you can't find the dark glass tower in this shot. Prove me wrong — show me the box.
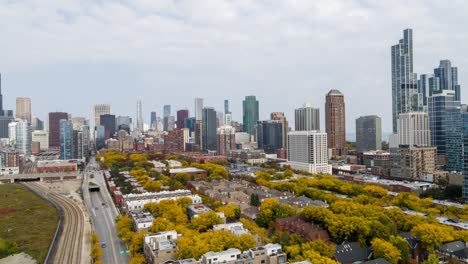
[202,107,217,151]
[242,95,259,135]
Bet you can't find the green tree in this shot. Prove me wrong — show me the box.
[389,235,410,264]
[250,193,260,206]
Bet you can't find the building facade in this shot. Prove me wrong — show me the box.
[93,104,111,128]
[177,109,189,129]
[287,131,331,174]
[202,107,217,151]
[325,89,346,156]
[15,97,32,123]
[463,105,468,202]
[15,120,32,156]
[59,119,74,160]
[391,29,423,132]
[356,115,382,151]
[257,120,283,154]
[271,112,289,150]
[195,97,204,121]
[0,74,14,138]
[295,103,320,131]
[243,95,259,135]
[49,112,68,150]
[390,146,437,180]
[32,130,49,151]
[100,114,116,140]
[217,125,236,156]
[397,112,430,147]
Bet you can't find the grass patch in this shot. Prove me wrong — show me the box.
[0,184,59,263]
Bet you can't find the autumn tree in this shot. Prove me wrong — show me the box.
[411,223,455,251]
[255,198,295,227]
[217,204,241,220]
[371,238,401,264]
[191,211,222,232]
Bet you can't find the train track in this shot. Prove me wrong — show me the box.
[25,182,85,264]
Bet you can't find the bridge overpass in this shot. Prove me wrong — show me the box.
[0,172,82,184]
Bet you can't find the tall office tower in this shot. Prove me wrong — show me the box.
[217,125,236,156]
[184,117,196,134]
[287,131,331,174]
[100,114,116,140]
[397,112,430,147]
[15,120,32,156]
[242,95,259,135]
[325,89,346,156]
[93,104,111,128]
[15,97,31,123]
[434,60,461,101]
[462,105,468,201]
[202,107,217,151]
[217,112,225,127]
[31,117,44,130]
[167,116,176,131]
[177,109,189,129]
[271,112,289,150]
[71,117,87,130]
[59,119,73,160]
[136,100,143,133]
[116,116,131,129]
[195,98,204,121]
[295,103,320,131]
[391,29,423,133]
[225,113,232,126]
[428,90,462,171]
[195,120,203,147]
[77,125,90,159]
[418,74,433,109]
[256,120,283,154]
[356,115,382,151]
[8,121,18,147]
[0,74,14,138]
[163,105,171,131]
[49,112,68,150]
[95,125,105,150]
[32,130,49,151]
[150,112,157,129]
[224,99,230,114]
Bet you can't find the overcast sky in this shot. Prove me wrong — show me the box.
[1,0,467,135]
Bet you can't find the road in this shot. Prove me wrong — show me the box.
[83,157,129,264]
[25,182,85,264]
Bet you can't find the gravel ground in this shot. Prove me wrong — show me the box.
[0,253,37,264]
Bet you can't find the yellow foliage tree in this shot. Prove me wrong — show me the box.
[371,238,401,264]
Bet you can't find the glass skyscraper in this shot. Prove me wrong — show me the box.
[60,119,74,160]
[242,95,259,135]
[202,107,217,151]
[391,29,423,132]
[434,60,461,101]
[462,105,468,202]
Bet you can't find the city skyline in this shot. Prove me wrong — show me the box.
[1,1,467,134]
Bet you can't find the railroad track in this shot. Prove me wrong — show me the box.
[25,182,85,264]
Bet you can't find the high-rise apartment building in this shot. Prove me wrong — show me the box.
[397,112,430,147]
[256,120,283,154]
[0,74,14,138]
[95,125,105,150]
[16,97,31,123]
[93,104,111,128]
[390,146,437,180]
[14,120,32,156]
[217,112,225,127]
[177,109,189,129]
[325,89,346,156]
[71,117,87,130]
[195,98,204,121]
[295,103,320,131]
[202,107,217,151]
[100,114,116,140]
[49,112,68,150]
[271,112,289,150]
[217,125,236,156]
[434,60,461,101]
[31,117,44,130]
[151,112,157,129]
[243,96,259,135]
[136,100,143,133]
[184,117,196,134]
[356,115,382,151]
[287,131,331,174]
[428,90,462,171]
[59,119,74,160]
[391,29,423,133]
[462,105,468,201]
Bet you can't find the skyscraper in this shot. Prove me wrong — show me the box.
[217,125,236,156]
[256,120,283,154]
[16,97,31,123]
[397,112,430,147]
[151,112,157,129]
[287,131,331,174]
[32,130,49,151]
[325,89,346,156]
[93,104,111,128]
[224,99,230,115]
[202,107,217,151]
[15,120,32,156]
[136,100,143,133]
[195,98,204,121]
[100,114,116,140]
[0,74,14,138]
[295,103,320,131]
[434,60,461,101]
[71,117,88,130]
[391,29,423,132]
[163,105,171,131]
[271,112,289,150]
[49,112,68,150]
[462,105,468,202]
[177,109,189,129]
[31,117,44,130]
[428,90,462,171]
[242,95,259,135]
[60,119,74,160]
[184,117,196,134]
[356,115,382,151]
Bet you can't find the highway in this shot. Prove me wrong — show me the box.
[83,157,129,264]
[25,182,85,264]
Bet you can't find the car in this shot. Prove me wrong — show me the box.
[102,203,105,206]
[101,242,106,248]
